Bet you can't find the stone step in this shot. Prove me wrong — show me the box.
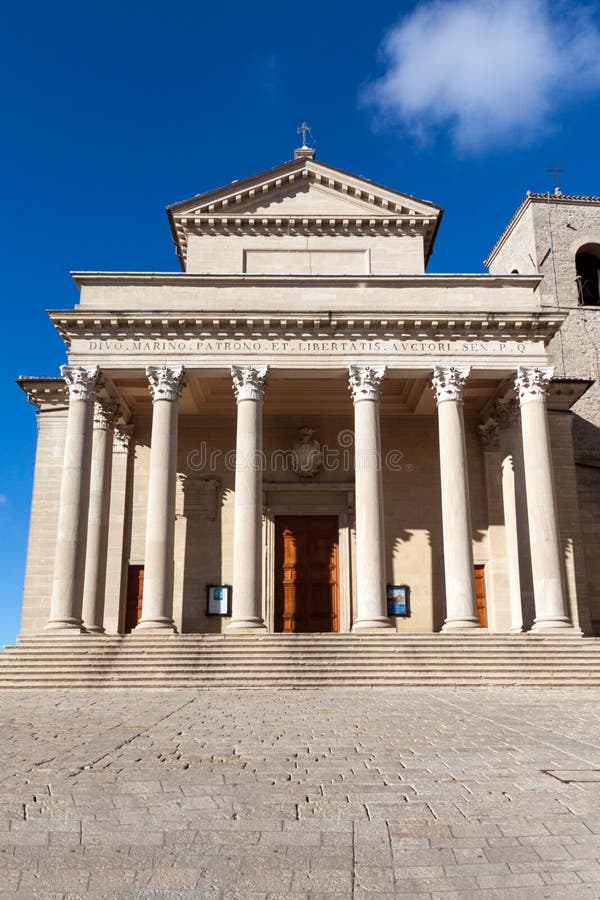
[3,634,598,687]
[2,676,600,688]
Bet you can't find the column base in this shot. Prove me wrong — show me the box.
[530,618,582,634]
[352,617,395,632]
[84,626,106,634]
[225,618,267,634]
[133,618,177,634]
[43,619,86,634]
[442,617,483,632]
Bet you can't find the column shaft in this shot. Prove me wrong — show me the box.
[46,366,100,632]
[135,366,185,632]
[227,366,268,632]
[82,401,118,632]
[516,367,571,630]
[349,366,393,631]
[432,366,480,630]
[103,425,133,634]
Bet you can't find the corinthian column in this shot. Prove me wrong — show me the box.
[349,366,393,631]
[431,366,480,630]
[81,399,119,633]
[135,365,185,632]
[45,365,100,632]
[227,365,268,632]
[515,366,571,631]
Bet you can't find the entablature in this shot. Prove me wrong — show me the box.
[50,308,564,347]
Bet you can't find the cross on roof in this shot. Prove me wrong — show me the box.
[546,162,565,193]
[297,121,313,149]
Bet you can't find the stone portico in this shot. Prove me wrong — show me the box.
[17,149,594,640]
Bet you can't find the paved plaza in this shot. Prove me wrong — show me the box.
[2,689,600,898]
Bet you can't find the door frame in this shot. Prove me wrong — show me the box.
[263,483,354,634]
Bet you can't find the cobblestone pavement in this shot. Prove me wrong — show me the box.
[3,689,600,898]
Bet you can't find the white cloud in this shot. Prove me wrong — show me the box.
[362,0,600,152]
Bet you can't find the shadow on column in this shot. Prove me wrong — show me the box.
[180,474,229,634]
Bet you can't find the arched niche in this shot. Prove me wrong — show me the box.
[576,243,600,306]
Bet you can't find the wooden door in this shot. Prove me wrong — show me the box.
[474,564,487,628]
[275,516,339,633]
[125,565,144,633]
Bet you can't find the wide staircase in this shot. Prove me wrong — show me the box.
[1,633,600,688]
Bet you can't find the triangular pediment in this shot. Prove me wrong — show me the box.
[169,157,440,219]
[167,156,443,267]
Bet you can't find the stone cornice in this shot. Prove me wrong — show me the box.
[71,272,541,289]
[49,308,566,347]
[17,377,67,409]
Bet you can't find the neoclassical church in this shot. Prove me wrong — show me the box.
[17,145,600,640]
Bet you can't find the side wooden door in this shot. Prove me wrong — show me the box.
[125,565,144,633]
[474,564,487,628]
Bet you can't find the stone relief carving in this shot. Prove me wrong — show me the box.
[146,364,186,402]
[514,366,554,405]
[292,426,323,479]
[348,365,386,402]
[176,474,223,520]
[430,365,471,404]
[61,365,101,402]
[231,365,269,402]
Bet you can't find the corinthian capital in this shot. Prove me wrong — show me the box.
[146,365,186,402]
[494,397,520,428]
[231,365,269,402]
[477,418,499,449]
[348,365,386,402]
[431,365,470,404]
[113,424,134,453]
[61,365,101,402]
[514,366,554,405]
[93,399,119,431]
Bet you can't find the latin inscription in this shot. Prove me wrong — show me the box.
[84,338,529,355]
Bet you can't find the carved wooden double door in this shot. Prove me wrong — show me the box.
[274,515,339,633]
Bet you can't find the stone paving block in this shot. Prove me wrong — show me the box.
[5,687,600,895]
[353,864,395,891]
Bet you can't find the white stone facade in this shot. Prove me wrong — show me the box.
[16,152,598,638]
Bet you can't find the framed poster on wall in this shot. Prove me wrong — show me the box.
[206,584,232,616]
[387,585,410,617]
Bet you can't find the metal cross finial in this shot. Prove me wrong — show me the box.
[297,121,313,148]
[546,161,565,193]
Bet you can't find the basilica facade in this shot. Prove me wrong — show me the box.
[17,147,599,639]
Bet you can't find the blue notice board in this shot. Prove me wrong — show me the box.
[387,585,409,617]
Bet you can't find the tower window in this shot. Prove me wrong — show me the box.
[576,243,600,306]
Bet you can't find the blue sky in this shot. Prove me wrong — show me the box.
[1,0,599,646]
